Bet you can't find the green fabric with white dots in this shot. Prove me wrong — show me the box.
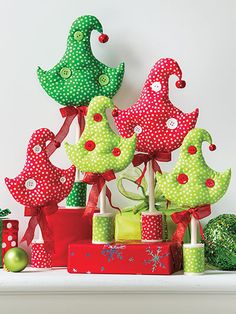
[183,245,205,273]
[65,96,136,173]
[66,181,87,207]
[92,215,114,243]
[156,128,231,207]
[37,15,125,106]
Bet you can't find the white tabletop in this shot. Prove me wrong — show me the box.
[0,268,235,295]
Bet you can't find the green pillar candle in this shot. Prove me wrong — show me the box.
[183,243,205,275]
[92,213,115,244]
[66,181,87,208]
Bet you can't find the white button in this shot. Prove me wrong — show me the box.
[134,125,142,134]
[33,145,42,154]
[60,177,66,184]
[8,236,13,241]
[25,179,37,190]
[166,118,178,129]
[151,81,162,92]
[7,223,12,229]
[2,242,6,248]
[11,241,16,247]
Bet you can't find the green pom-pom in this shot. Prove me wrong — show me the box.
[203,214,236,270]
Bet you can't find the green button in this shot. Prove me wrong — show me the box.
[60,67,72,79]
[74,31,83,42]
[98,74,110,86]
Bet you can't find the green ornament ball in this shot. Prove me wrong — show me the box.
[203,214,236,270]
[4,248,29,272]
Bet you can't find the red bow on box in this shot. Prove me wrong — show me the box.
[46,106,87,157]
[132,151,171,187]
[83,170,119,217]
[171,204,211,243]
[21,202,58,253]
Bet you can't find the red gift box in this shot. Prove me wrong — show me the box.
[0,219,19,267]
[47,207,92,267]
[68,240,183,275]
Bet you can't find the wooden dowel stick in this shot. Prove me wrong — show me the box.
[148,161,155,213]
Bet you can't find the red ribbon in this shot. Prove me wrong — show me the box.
[21,202,58,253]
[132,151,171,187]
[46,106,87,157]
[83,170,119,217]
[171,204,211,243]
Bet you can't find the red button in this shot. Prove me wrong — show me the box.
[84,140,95,151]
[99,34,109,43]
[205,178,215,188]
[177,173,188,184]
[112,109,119,117]
[93,113,103,122]
[209,144,216,151]
[188,145,197,155]
[112,147,121,156]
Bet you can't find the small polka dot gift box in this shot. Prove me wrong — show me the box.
[0,219,19,268]
[68,240,182,275]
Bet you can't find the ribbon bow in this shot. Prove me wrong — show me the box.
[171,204,211,243]
[83,170,119,217]
[132,151,171,187]
[46,106,87,157]
[21,202,58,253]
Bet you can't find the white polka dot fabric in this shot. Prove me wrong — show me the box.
[114,58,199,155]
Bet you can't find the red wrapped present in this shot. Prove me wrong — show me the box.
[68,240,183,275]
[0,212,19,267]
[47,207,92,267]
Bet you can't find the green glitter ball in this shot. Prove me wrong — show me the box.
[4,248,29,272]
[203,214,236,270]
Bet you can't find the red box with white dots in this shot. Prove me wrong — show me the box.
[68,241,182,275]
[0,220,19,267]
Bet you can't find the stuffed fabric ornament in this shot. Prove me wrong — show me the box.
[156,128,231,242]
[114,58,198,159]
[156,128,231,207]
[203,214,236,270]
[65,96,136,173]
[5,128,75,251]
[37,15,125,107]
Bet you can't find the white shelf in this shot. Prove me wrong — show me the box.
[0,268,235,295]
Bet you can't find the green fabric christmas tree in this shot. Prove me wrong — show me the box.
[37,15,125,106]
[156,128,231,208]
[65,96,136,173]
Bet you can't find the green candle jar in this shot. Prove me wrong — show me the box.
[66,181,87,208]
[92,213,115,244]
[183,243,205,275]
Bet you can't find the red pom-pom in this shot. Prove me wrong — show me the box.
[188,145,197,155]
[209,144,216,151]
[205,178,215,188]
[112,109,119,117]
[176,80,186,88]
[84,140,96,151]
[99,34,109,43]
[54,141,61,148]
[112,147,121,157]
[93,113,103,122]
[177,173,188,184]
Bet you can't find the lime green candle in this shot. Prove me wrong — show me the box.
[92,213,115,244]
[183,243,205,275]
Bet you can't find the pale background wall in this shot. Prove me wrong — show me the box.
[0,0,235,239]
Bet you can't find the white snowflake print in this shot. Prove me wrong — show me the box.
[144,247,169,272]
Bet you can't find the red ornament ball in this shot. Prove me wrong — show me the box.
[188,145,197,155]
[177,173,188,184]
[84,140,96,151]
[112,109,119,117]
[209,144,216,151]
[99,34,109,43]
[112,147,121,156]
[54,141,61,148]
[205,178,215,188]
[175,80,186,88]
[93,113,103,122]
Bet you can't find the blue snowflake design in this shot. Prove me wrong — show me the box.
[101,245,126,262]
[144,247,169,272]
